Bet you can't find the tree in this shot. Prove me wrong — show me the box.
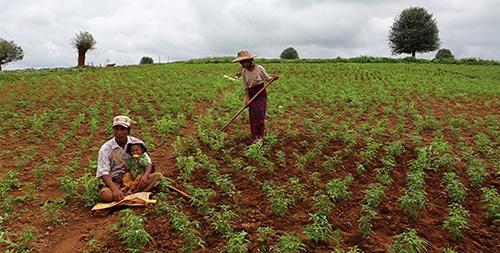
[388,7,440,58]
[280,47,299,59]
[0,38,23,71]
[435,48,454,60]
[140,56,154,64]
[71,31,96,67]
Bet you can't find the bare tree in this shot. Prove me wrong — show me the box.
[71,31,96,67]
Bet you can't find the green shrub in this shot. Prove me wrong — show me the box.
[435,48,454,60]
[139,56,154,64]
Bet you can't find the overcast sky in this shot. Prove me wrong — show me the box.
[1,0,499,70]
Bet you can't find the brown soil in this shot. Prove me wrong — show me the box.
[1,77,499,253]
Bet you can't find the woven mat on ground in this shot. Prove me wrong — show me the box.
[91,192,157,211]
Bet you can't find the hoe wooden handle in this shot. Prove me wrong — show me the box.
[221,76,278,131]
[168,185,191,199]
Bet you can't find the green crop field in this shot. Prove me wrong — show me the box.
[0,62,498,252]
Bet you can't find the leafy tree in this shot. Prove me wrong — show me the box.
[280,47,299,59]
[140,56,154,64]
[388,7,440,58]
[0,38,23,71]
[435,48,454,60]
[71,31,96,67]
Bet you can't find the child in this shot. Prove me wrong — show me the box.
[121,142,149,194]
[233,50,278,141]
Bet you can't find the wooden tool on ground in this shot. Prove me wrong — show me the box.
[167,185,191,199]
[220,76,279,131]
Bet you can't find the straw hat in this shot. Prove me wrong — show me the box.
[232,50,256,63]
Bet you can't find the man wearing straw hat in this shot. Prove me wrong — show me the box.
[233,50,278,142]
[96,115,163,202]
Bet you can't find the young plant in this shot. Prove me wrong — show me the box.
[313,191,333,216]
[400,168,427,218]
[388,228,428,253]
[262,181,294,217]
[42,199,66,225]
[244,140,266,164]
[81,172,100,207]
[166,202,205,252]
[276,150,286,167]
[84,238,102,253]
[243,166,256,182]
[326,174,353,202]
[176,155,202,182]
[443,203,469,239]
[356,163,366,174]
[360,139,381,165]
[172,136,198,157]
[211,205,237,236]
[272,232,306,253]
[256,226,274,252]
[442,171,467,203]
[225,230,250,253]
[302,212,333,243]
[467,158,487,187]
[5,225,38,252]
[225,155,244,171]
[400,187,427,219]
[474,133,492,157]
[481,187,499,220]
[295,149,317,172]
[289,177,306,201]
[310,172,322,186]
[363,183,385,208]
[205,164,237,196]
[322,155,339,172]
[384,140,406,157]
[0,171,21,197]
[155,115,182,136]
[198,125,225,151]
[59,175,80,201]
[156,176,173,193]
[429,137,457,170]
[374,168,394,186]
[188,185,216,215]
[115,209,152,252]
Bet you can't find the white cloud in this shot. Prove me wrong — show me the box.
[0,0,499,70]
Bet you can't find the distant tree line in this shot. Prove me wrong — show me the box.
[0,6,495,71]
[182,56,499,65]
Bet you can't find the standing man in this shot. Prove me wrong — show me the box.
[96,115,163,202]
[233,50,278,142]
